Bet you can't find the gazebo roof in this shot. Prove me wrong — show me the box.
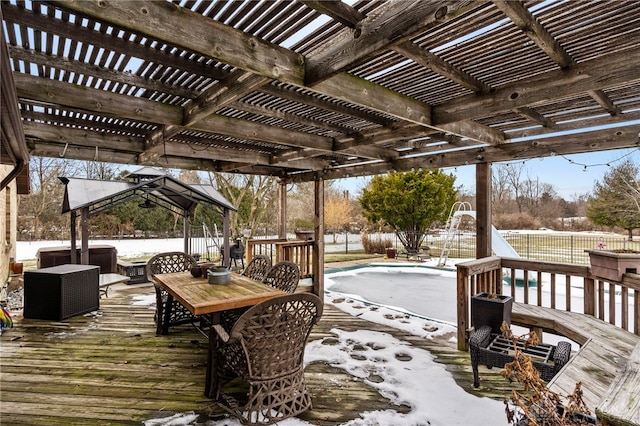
[59,167,236,216]
[2,1,640,181]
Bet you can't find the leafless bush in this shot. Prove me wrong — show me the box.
[361,232,393,254]
[494,213,542,230]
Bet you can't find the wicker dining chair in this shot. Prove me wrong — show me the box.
[222,260,300,331]
[262,261,300,293]
[211,293,323,425]
[241,255,272,282]
[219,255,275,333]
[147,251,199,335]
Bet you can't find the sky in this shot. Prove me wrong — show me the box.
[332,148,640,200]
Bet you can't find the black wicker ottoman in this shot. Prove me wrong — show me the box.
[470,325,571,388]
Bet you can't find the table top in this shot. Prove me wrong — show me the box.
[153,271,285,315]
[100,273,130,286]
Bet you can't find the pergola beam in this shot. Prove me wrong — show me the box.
[433,49,640,125]
[493,0,574,68]
[53,0,501,144]
[290,125,640,182]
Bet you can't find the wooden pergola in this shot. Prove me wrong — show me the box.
[3,1,640,296]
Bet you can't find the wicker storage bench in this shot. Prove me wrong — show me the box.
[24,264,100,320]
[470,325,571,388]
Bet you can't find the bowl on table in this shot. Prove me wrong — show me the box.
[190,266,203,278]
[198,262,217,276]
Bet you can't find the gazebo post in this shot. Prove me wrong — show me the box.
[80,207,89,265]
[222,208,230,268]
[70,211,77,264]
[183,211,190,254]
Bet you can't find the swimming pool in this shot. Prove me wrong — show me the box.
[325,265,458,324]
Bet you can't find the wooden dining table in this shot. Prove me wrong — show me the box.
[152,271,285,398]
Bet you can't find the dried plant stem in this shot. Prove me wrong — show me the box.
[499,322,592,425]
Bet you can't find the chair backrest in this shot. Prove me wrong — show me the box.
[146,251,198,280]
[229,293,323,376]
[241,255,272,281]
[262,261,300,293]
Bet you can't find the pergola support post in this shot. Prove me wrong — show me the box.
[313,176,324,296]
[476,162,492,259]
[278,179,287,239]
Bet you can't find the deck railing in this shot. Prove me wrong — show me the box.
[246,239,314,279]
[456,256,640,351]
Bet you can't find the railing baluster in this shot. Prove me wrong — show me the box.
[609,282,616,326]
[598,280,606,321]
[584,277,595,316]
[634,290,640,334]
[621,287,628,331]
[565,275,571,312]
[537,271,543,306]
[523,269,529,305]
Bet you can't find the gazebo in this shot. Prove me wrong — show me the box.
[58,167,236,267]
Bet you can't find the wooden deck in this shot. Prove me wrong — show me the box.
[0,285,636,425]
[1,283,525,425]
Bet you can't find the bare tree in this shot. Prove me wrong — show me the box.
[79,160,120,180]
[287,182,314,231]
[492,164,513,213]
[18,158,80,240]
[504,163,526,213]
[205,172,278,239]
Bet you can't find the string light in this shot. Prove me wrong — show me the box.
[443,148,640,175]
[558,148,640,171]
[496,148,640,171]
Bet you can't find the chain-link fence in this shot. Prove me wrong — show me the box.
[190,223,640,266]
[424,232,640,265]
